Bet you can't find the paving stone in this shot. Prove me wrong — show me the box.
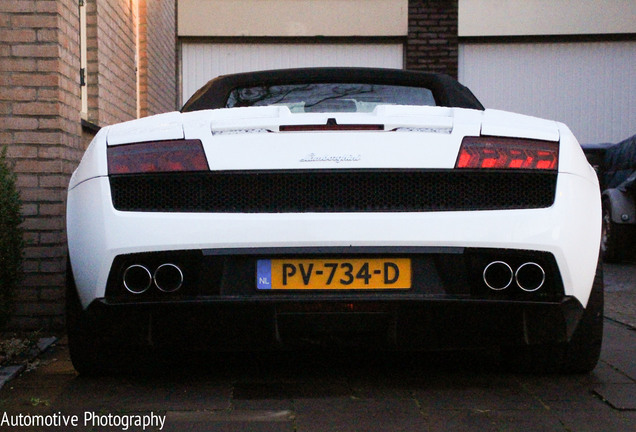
[163,410,295,432]
[294,398,426,432]
[594,384,636,410]
[232,397,295,411]
[604,262,636,329]
[601,322,636,380]
[413,382,542,411]
[36,337,58,353]
[556,407,636,432]
[485,409,567,432]
[590,361,636,384]
[423,409,502,432]
[516,373,610,408]
[0,365,24,390]
[233,381,351,400]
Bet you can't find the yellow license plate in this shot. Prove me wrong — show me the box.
[256,258,411,290]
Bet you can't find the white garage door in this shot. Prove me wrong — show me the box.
[181,43,404,104]
[458,41,636,144]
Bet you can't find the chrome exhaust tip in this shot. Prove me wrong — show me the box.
[123,264,152,294]
[153,263,183,293]
[483,261,513,291]
[515,262,545,292]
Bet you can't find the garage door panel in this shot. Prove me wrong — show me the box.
[458,41,636,144]
[181,43,404,104]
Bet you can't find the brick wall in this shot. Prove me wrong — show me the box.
[406,0,459,78]
[139,0,177,117]
[0,1,82,329]
[1,1,177,331]
[86,0,138,126]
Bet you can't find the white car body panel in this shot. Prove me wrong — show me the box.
[106,111,184,145]
[68,105,601,309]
[481,109,560,142]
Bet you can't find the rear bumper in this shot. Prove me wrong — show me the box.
[78,245,584,351]
[67,172,601,309]
[85,295,584,351]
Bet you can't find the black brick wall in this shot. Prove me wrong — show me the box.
[406,0,458,78]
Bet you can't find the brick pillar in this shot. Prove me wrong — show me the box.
[138,0,177,118]
[406,0,459,78]
[0,1,83,329]
[86,0,138,126]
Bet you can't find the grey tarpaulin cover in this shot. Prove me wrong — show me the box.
[603,134,636,190]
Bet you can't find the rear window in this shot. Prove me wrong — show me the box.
[226,83,436,113]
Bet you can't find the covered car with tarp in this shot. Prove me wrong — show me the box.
[584,135,636,261]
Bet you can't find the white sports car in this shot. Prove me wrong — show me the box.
[66,68,603,374]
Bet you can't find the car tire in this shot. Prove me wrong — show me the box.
[601,202,627,262]
[502,262,604,374]
[66,260,127,375]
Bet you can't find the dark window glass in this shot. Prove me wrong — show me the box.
[226,83,436,113]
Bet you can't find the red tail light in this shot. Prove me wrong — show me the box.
[107,140,208,174]
[455,136,558,170]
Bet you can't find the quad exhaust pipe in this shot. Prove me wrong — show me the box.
[123,264,152,294]
[153,263,184,292]
[483,261,513,291]
[123,263,183,294]
[515,262,545,292]
[483,261,545,292]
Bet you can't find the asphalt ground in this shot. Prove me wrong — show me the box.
[0,261,634,432]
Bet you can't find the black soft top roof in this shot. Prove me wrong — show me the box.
[181,67,485,112]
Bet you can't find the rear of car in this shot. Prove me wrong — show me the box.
[66,68,603,374]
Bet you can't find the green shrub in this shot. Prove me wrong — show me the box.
[0,147,24,328]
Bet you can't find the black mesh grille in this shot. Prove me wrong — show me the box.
[109,170,557,213]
